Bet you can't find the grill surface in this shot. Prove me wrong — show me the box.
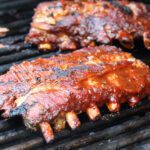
[0,0,150,150]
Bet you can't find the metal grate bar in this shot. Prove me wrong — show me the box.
[0,100,148,150]
[0,0,12,3]
[0,43,32,56]
[0,10,33,25]
[84,126,150,150]
[0,117,22,132]
[0,51,60,74]
[3,137,44,150]
[0,18,31,36]
[0,48,41,65]
[0,0,42,11]
[122,139,150,150]
[0,34,25,45]
[5,18,31,29]
[47,114,150,150]
[0,128,32,145]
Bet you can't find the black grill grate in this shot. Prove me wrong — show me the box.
[0,0,150,150]
[0,100,150,150]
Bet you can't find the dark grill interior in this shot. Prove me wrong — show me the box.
[0,0,150,150]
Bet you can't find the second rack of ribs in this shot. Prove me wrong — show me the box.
[0,46,149,142]
[26,0,150,50]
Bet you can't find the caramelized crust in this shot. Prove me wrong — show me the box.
[26,0,150,50]
[0,45,149,142]
[0,46,120,114]
[0,46,123,116]
[10,58,150,125]
[0,46,148,118]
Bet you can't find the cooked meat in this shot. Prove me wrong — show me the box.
[0,45,124,117]
[0,45,122,117]
[0,46,149,143]
[25,0,150,50]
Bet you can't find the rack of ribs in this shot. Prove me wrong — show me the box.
[25,0,150,50]
[0,45,149,142]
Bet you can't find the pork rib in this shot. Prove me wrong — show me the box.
[0,46,149,142]
[0,46,124,117]
[26,0,150,50]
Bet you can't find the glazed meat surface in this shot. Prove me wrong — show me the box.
[0,46,149,142]
[0,45,128,116]
[26,0,150,50]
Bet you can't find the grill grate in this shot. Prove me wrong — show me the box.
[0,100,149,150]
[0,0,150,150]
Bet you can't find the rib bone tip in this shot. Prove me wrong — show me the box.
[107,102,120,112]
[86,104,101,120]
[128,97,140,108]
[40,122,54,143]
[66,111,81,129]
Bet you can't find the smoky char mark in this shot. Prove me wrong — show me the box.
[10,103,29,117]
[48,2,62,10]
[109,1,133,15]
[52,65,89,78]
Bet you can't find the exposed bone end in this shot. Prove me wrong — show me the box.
[66,111,81,129]
[47,17,56,25]
[86,104,101,120]
[117,30,134,49]
[38,43,53,50]
[31,22,51,31]
[0,27,9,37]
[107,95,120,112]
[34,16,56,25]
[143,32,150,50]
[106,102,120,112]
[44,17,56,25]
[0,44,7,49]
[88,41,96,47]
[128,97,140,108]
[59,41,77,50]
[54,112,66,132]
[40,122,54,143]
[54,118,66,132]
[58,34,77,50]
